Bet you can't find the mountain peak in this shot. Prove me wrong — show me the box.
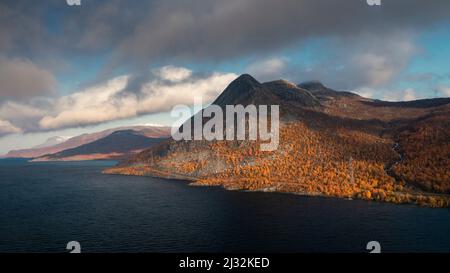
[230,74,260,87]
[32,136,71,149]
[298,81,326,91]
[212,74,267,106]
[264,79,298,89]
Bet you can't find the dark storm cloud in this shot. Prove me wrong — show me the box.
[1,0,450,136]
[0,58,57,100]
[2,0,450,65]
[59,0,450,88]
[112,0,450,64]
[0,1,48,53]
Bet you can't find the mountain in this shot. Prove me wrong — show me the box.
[32,136,72,149]
[35,129,169,161]
[4,125,170,159]
[299,81,360,99]
[105,74,450,207]
[213,74,320,109]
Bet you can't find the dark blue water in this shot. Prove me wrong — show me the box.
[0,159,449,253]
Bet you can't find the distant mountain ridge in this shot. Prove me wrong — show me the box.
[34,129,168,162]
[32,136,72,149]
[3,125,170,159]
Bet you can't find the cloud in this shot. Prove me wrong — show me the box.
[0,58,57,100]
[385,88,417,102]
[4,1,449,66]
[0,66,237,134]
[0,2,48,53]
[276,32,419,90]
[40,68,236,130]
[0,119,22,136]
[246,58,288,81]
[0,1,449,98]
[38,75,131,130]
[245,37,419,91]
[153,65,193,83]
[0,100,49,133]
[0,0,449,137]
[351,35,418,89]
[438,86,450,97]
[136,70,237,109]
[382,89,413,102]
[401,88,417,101]
[108,0,450,67]
[359,87,420,102]
[353,87,374,99]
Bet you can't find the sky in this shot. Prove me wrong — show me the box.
[1,0,450,154]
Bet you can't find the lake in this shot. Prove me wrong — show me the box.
[0,159,449,253]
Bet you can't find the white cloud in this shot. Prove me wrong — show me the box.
[39,76,130,129]
[383,88,418,101]
[402,88,416,101]
[353,87,374,98]
[246,57,287,81]
[0,101,47,120]
[0,119,22,136]
[2,57,444,138]
[353,87,421,102]
[0,101,48,132]
[438,86,450,97]
[0,66,237,132]
[153,65,193,82]
[138,71,237,111]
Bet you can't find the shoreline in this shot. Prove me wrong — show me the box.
[103,165,450,208]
